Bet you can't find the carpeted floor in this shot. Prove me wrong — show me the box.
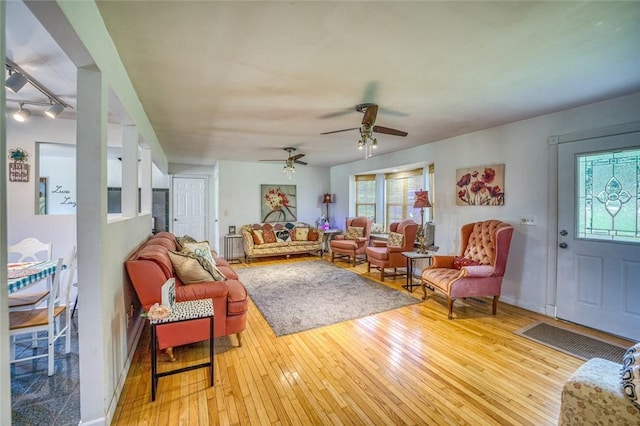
[514,321,629,363]
[235,260,419,336]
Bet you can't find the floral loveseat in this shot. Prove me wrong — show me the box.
[242,222,324,263]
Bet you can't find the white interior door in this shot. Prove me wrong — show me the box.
[557,132,640,341]
[172,176,206,241]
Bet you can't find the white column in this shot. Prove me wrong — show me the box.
[0,2,12,424]
[121,125,138,218]
[76,65,109,424]
[140,147,152,216]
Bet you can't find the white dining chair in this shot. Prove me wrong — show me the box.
[8,238,53,311]
[9,246,77,376]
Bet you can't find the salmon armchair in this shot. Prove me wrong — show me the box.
[331,217,372,266]
[366,219,418,281]
[421,220,514,319]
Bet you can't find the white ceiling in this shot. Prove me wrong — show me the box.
[6,1,640,168]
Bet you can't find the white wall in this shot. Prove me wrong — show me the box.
[171,161,331,255]
[332,92,640,315]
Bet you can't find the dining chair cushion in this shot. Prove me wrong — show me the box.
[168,250,227,284]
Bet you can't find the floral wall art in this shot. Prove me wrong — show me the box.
[261,184,297,222]
[456,164,505,206]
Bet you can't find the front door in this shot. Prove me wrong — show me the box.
[172,176,207,241]
[556,131,640,341]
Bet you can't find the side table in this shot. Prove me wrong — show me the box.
[149,299,215,401]
[321,229,341,256]
[401,251,432,292]
[224,234,243,264]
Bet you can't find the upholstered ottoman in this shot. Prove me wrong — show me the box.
[558,357,640,425]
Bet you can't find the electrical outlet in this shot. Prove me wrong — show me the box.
[520,215,536,226]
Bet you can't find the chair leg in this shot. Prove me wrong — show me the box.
[165,347,176,362]
[236,332,243,347]
[65,311,71,353]
[421,281,430,300]
[447,298,455,320]
[72,295,78,318]
[492,295,499,315]
[380,268,385,282]
[331,252,335,263]
[351,255,356,267]
[367,262,371,272]
[48,323,55,376]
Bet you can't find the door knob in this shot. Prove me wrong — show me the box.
[559,242,568,249]
[559,230,568,236]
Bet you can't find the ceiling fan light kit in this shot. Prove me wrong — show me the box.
[321,103,407,159]
[261,147,306,179]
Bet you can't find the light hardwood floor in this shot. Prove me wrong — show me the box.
[113,255,633,425]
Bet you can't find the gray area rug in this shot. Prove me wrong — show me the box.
[514,321,628,363]
[235,260,419,336]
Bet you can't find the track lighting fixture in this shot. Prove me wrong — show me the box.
[5,70,28,93]
[5,58,72,120]
[13,103,32,122]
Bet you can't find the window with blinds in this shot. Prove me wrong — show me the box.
[355,174,376,221]
[385,168,424,227]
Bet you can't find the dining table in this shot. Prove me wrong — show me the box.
[7,260,61,294]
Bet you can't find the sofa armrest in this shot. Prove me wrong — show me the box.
[371,240,388,247]
[334,235,346,241]
[176,281,228,302]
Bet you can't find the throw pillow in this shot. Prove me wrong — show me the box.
[295,227,309,241]
[621,343,640,410]
[275,230,290,242]
[183,241,216,266]
[453,256,481,270]
[175,234,197,251]
[168,250,226,284]
[263,229,277,244]
[252,230,264,245]
[387,232,404,248]
[346,226,365,240]
[308,229,319,241]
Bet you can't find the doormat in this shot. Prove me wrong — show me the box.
[514,321,629,363]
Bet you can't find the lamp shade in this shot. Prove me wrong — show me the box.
[323,193,332,204]
[413,190,431,208]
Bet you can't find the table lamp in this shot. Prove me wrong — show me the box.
[413,190,431,253]
[323,193,332,227]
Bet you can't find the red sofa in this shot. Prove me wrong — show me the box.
[125,232,248,356]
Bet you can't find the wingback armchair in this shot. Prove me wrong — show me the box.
[366,219,418,281]
[421,220,514,319]
[331,217,373,266]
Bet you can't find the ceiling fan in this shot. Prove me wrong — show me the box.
[321,103,408,158]
[260,147,307,178]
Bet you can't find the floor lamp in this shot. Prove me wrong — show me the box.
[413,190,431,253]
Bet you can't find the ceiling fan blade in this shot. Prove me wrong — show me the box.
[290,153,305,161]
[259,159,284,162]
[362,104,378,126]
[373,125,408,137]
[294,160,308,165]
[321,127,359,135]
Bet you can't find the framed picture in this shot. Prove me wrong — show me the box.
[228,225,236,235]
[261,184,297,223]
[455,164,505,206]
[38,177,47,215]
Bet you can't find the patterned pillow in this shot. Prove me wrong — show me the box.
[295,227,310,241]
[621,343,640,410]
[275,230,290,242]
[263,229,277,244]
[168,250,226,284]
[183,241,216,266]
[387,232,404,248]
[308,229,319,241]
[252,230,264,245]
[175,234,197,251]
[346,226,365,240]
[453,256,481,270]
